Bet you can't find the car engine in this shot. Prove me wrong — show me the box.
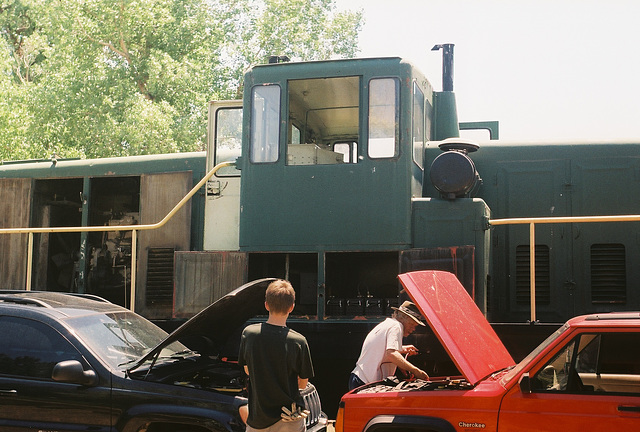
[354,376,473,394]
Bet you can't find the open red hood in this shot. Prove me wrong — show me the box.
[398,270,514,385]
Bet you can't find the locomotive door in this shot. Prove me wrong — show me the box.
[494,159,573,322]
[0,178,32,289]
[136,171,192,319]
[203,100,242,251]
[570,156,640,315]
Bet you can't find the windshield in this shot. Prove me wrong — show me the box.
[500,323,570,385]
[66,311,188,370]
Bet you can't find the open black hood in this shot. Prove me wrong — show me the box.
[129,278,276,372]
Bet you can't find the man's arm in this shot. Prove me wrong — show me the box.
[399,344,419,355]
[383,349,429,380]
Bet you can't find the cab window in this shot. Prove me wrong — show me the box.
[334,142,358,163]
[368,78,399,159]
[412,81,425,169]
[214,107,242,176]
[287,76,359,165]
[251,85,280,163]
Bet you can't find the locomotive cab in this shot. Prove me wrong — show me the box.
[195,53,496,329]
[200,56,492,320]
[239,57,433,252]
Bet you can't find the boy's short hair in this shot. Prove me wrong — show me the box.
[265,279,296,314]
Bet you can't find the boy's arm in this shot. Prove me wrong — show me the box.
[297,377,308,389]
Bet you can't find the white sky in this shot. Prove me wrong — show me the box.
[334,0,640,143]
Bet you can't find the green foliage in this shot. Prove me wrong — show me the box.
[0,0,362,160]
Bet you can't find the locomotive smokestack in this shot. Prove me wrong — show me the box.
[431,44,454,92]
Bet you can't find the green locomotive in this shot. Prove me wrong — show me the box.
[2,45,639,411]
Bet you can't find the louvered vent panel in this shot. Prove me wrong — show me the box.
[515,245,550,305]
[591,243,626,304]
[145,247,175,306]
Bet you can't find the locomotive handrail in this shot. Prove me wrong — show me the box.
[489,215,640,225]
[489,214,640,323]
[0,160,234,311]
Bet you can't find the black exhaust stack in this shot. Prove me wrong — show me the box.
[431,44,454,92]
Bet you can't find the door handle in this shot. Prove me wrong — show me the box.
[0,389,17,396]
[618,405,640,413]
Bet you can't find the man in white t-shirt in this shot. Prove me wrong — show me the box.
[348,301,429,390]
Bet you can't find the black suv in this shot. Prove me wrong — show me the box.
[0,279,327,432]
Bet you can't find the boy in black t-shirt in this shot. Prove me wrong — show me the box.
[239,279,314,432]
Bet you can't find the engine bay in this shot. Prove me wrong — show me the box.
[355,376,473,394]
[172,364,246,394]
[130,355,247,396]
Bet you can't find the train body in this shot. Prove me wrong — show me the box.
[2,51,640,410]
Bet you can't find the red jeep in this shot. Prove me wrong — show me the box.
[336,270,640,432]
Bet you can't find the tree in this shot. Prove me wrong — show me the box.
[0,0,49,84]
[216,0,363,94]
[0,0,363,160]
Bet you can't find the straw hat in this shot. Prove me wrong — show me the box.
[392,301,425,326]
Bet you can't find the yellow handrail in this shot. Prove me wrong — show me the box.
[489,214,640,323]
[0,161,234,309]
[490,215,640,226]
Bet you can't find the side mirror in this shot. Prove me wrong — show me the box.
[519,372,532,394]
[52,360,98,386]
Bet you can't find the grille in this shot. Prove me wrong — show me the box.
[145,247,174,306]
[515,245,550,305]
[591,243,626,304]
[301,383,322,427]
